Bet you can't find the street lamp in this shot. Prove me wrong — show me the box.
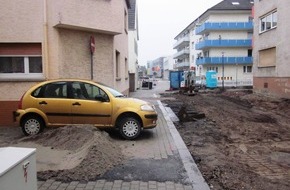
[222,52,225,91]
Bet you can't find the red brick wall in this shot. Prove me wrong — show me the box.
[0,101,19,127]
[253,77,290,98]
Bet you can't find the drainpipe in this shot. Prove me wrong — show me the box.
[43,0,49,79]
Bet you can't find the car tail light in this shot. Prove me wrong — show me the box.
[18,93,25,109]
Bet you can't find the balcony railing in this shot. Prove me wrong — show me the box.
[173,49,190,59]
[175,62,190,68]
[195,39,252,50]
[173,36,190,49]
[196,56,253,65]
[217,79,253,87]
[195,22,253,35]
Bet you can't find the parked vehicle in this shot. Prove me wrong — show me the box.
[14,79,158,140]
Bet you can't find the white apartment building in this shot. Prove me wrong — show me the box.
[253,0,290,98]
[174,0,254,87]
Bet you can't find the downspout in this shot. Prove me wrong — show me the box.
[43,0,49,79]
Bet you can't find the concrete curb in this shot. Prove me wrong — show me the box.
[157,100,210,190]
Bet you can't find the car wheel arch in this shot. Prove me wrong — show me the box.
[20,113,46,128]
[115,112,143,129]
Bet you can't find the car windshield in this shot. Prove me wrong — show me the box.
[104,86,125,98]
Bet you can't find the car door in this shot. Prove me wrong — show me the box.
[71,82,112,126]
[32,82,72,125]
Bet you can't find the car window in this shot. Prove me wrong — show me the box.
[32,82,67,98]
[72,82,87,99]
[104,86,124,97]
[72,82,109,101]
[44,82,67,98]
[32,87,42,97]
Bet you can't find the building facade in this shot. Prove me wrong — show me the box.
[253,0,290,98]
[0,0,130,126]
[173,31,190,71]
[174,0,254,88]
[128,0,139,92]
[147,57,164,78]
[163,56,175,80]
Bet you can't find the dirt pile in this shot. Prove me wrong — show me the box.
[17,125,125,182]
[162,91,290,190]
[19,125,95,150]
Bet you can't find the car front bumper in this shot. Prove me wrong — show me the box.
[143,113,158,129]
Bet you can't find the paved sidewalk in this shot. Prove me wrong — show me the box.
[38,180,193,190]
[38,80,209,190]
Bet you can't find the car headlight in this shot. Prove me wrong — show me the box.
[140,104,155,111]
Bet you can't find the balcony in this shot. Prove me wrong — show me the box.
[195,22,253,35]
[173,36,190,49]
[175,62,190,68]
[196,56,253,65]
[173,49,190,59]
[195,39,252,50]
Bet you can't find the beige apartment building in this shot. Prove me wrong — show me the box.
[253,0,290,98]
[0,0,131,126]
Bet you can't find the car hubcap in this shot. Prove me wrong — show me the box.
[25,119,40,135]
[123,121,139,137]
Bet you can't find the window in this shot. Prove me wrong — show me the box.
[124,10,128,33]
[72,82,86,99]
[115,51,120,80]
[0,56,42,73]
[258,47,276,67]
[125,58,128,79]
[243,66,252,73]
[71,82,109,101]
[207,67,218,73]
[260,10,277,33]
[32,82,67,98]
[0,43,43,80]
[83,83,108,101]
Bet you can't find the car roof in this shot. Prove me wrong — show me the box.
[30,79,107,89]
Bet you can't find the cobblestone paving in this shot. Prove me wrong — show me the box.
[38,180,193,190]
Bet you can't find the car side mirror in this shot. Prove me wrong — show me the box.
[95,95,107,102]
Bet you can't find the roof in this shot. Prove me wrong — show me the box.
[128,0,136,30]
[210,0,253,10]
[174,0,253,39]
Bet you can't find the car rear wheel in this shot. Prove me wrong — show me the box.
[21,116,44,136]
[119,117,141,140]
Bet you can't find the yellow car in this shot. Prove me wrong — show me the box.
[14,79,158,140]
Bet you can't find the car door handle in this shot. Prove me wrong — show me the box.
[72,102,81,106]
[39,101,47,105]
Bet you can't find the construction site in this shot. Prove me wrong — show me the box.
[161,87,290,190]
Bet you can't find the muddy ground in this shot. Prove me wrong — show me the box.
[162,89,290,190]
[0,125,125,182]
[1,88,289,189]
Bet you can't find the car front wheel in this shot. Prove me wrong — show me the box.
[119,117,141,140]
[21,116,44,136]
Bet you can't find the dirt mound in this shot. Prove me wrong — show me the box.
[19,125,95,150]
[18,125,126,182]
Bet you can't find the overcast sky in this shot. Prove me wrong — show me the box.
[137,0,222,66]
